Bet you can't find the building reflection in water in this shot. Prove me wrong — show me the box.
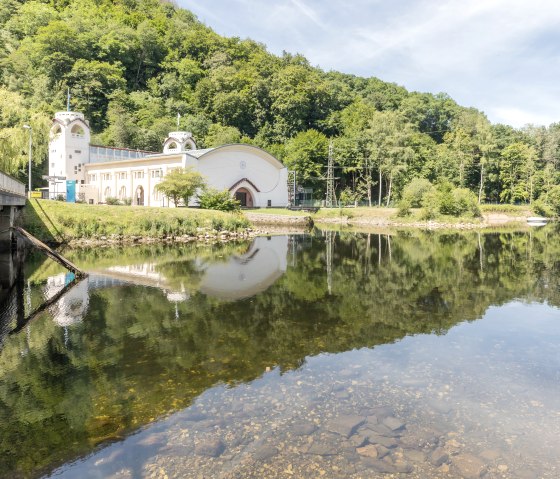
[91,236,289,302]
[197,236,288,301]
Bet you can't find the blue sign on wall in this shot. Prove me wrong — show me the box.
[66,180,76,203]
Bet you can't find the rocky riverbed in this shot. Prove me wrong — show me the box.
[62,320,559,479]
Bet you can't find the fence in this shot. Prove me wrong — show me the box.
[0,172,25,197]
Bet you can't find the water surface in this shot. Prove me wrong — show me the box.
[0,229,559,478]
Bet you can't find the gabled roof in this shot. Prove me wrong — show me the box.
[229,178,261,193]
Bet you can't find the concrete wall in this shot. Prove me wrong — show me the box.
[196,145,289,207]
[0,206,16,251]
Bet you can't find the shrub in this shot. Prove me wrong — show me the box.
[420,184,480,218]
[452,188,481,217]
[401,178,434,208]
[339,187,361,207]
[123,197,132,206]
[396,198,412,217]
[543,185,560,216]
[198,189,240,212]
[532,199,553,217]
[106,197,120,205]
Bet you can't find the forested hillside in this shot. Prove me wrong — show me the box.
[1,0,560,207]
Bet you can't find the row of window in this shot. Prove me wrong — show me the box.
[89,169,163,182]
[102,187,162,202]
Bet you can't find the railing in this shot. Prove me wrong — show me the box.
[0,172,26,198]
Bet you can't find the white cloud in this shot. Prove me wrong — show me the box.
[179,0,560,127]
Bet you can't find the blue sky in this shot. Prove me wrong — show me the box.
[178,0,560,128]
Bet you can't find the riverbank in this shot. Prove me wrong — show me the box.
[248,205,535,230]
[20,201,540,248]
[21,200,253,245]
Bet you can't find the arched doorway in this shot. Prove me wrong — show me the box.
[119,186,126,200]
[234,187,253,207]
[135,186,144,206]
[104,187,111,202]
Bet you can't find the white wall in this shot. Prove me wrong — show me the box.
[195,145,289,207]
[82,145,289,207]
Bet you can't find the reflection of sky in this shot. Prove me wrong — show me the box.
[52,301,560,478]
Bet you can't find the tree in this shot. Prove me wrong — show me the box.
[155,168,206,206]
[366,111,416,206]
[499,143,537,204]
[283,129,328,186]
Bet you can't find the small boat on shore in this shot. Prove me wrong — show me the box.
[527,216,549,226]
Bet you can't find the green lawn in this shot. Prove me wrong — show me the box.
[21,200,251,243]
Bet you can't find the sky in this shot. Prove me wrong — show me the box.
[178,0,560,128]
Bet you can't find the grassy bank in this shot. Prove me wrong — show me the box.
[21,200,251,243]
[248,204,535,228]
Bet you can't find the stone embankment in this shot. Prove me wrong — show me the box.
[244,212,314,228]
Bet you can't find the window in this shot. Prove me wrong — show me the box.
[151,169,162,178]
[88,174,97,182]
[71,124,85,137]
[102,173,112,181]
[75,150,81,154]
[117,172,127,180]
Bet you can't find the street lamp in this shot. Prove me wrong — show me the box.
[23,125,32,197]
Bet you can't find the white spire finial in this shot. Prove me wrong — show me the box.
[177,112,181,129]
[67,88,71,112]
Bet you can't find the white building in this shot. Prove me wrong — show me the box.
[48,111,289,207]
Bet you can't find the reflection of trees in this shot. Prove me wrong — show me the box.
[2,228,560,477]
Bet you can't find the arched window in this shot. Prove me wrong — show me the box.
[167,141,178,150]
[50,124,62,139]
[71,124,85,137]
[119,186,126,199]
[104,187,111,200]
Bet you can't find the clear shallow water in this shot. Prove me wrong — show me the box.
[0,230,559,478]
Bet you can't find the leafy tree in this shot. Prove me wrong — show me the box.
[155,167,206,206]
[283,129,328,186]
[500,142,537,204]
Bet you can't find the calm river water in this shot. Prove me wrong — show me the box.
[0,229,559,478]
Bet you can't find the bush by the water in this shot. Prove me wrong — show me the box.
[420,182,481,218]
[398,178,435,216]
[397,179,480,219]
[534,185,560,217]
[198,189,241,212]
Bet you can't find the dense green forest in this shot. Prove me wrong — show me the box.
[1,0,560,207]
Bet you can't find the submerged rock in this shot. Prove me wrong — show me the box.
[253,445,279,461]
[325,415,365,438]
[452,453,487,478]
[194,438,225,457]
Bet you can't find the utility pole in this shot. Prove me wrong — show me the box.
[325,140,335,207]
[23,125,32,196]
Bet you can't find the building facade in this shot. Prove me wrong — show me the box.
[48,111,289,207]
